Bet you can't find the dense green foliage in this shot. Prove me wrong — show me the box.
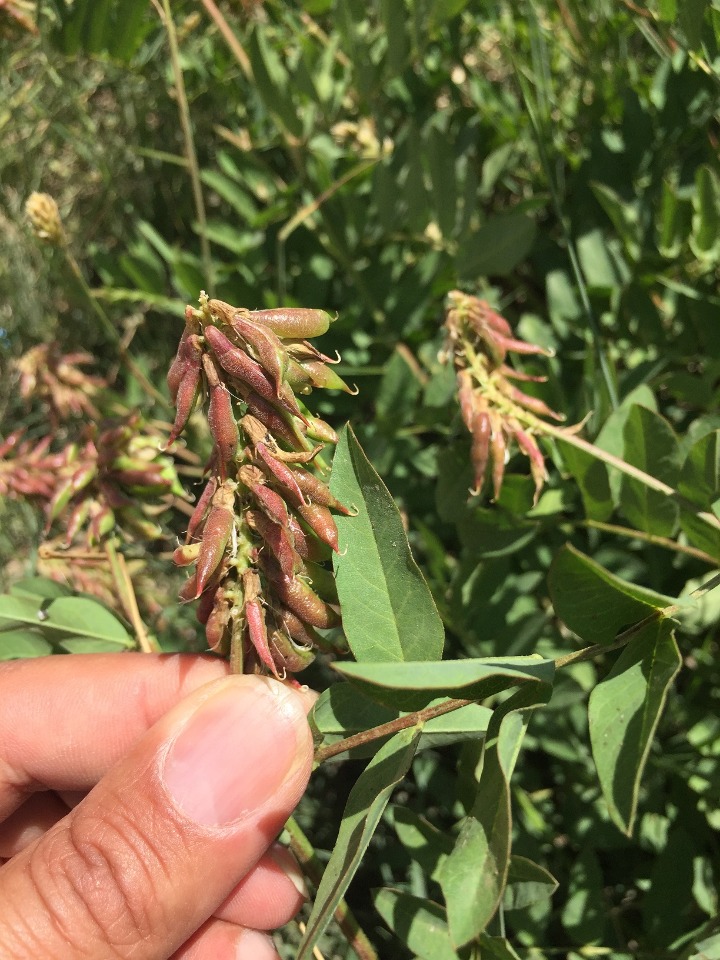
[2,1,720,957]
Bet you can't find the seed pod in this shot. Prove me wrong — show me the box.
[235,382,308,451]
[283,339,340,364]
[291,465,351,514]
[204,594,232,651]
[506,384,564,422]
[305,416,338,445]
[457,370,476,434]
[88,504,115,545]
[277,608,323,648]
[260,555,340,629]
[284,358,314,394]
[0,428,25,458]
[492,333,553,358]
[64,498,92,545]
[513,424,547,506]
[204,325,306,423]
[295,501,339,552]
[288,514,331,562]
[468,301,513,338]
[246,509,302,577]
[167,359,201,446]
[173,542,202,567]
[268,627,315,673]
[489,417,507,501]
[47,463,97,525]
[167,333,203,406]
[203,354,240,463]
[470,411,491,495]
[251,482,291,529]
[186,476,218,543]
[296,359,357,394]
[194,482,235,596]
[179,571,199,602]
[246,308,333,339]
[196,584,218,626]
[499,364,548,384]
[227,311,289,396]
[254,442,306,508]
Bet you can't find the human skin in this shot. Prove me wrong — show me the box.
[0,653,316,959]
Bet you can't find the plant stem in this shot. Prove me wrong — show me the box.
[104,540,160,652]
[199,0,253,78]
[160,0,214,295]
[314,697,474,765]
[285,816,379,960]
[548,425,720,533]
[575,518,718,567]
[61,245,169,408]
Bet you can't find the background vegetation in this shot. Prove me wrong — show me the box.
[1,1,720,957]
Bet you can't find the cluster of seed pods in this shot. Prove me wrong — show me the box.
[167,294,355,678]
[444,290,566,504]
[0,412,183,546]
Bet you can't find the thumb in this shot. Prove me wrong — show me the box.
[0,675,313,960]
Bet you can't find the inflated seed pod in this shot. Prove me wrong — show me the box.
[246,509,302,578]
[287,465,351,514]
[235,382,309,451]
[205,595,232,652]
[203,354,240,463]
[282,338,339,364]
[254,442,306,508]
[470,411,491,495]
[167,331,202,403]
[295,501,339,553]
[513,424,547,505]
[204,325,306,423]
[246,308,333,339]
[173,542,202,566]
[277,608,324,648]
[259,555,340,630]
[492,333,553,358]
[195,583,218,625]
[194,482,236,596]
[186,476,218,543]
[239,466,291,529]
[295,359,356,394]
[505,384,564,421]
[287,514,331,563]
[268,627,315,673]
[167,357,201,446]
[304,415,338,445]
[300,559,339,604]
[489,416,507,501]
[227,312,289,397]
[64,499,92,546]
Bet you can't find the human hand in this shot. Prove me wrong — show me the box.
[0,653,315,959]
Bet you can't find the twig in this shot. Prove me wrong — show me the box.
[159,0,214,296]
[104,540,160,653]
[314,697,473,765]
[576,518,718,567]
[199,0,253,78]
[285,817,379,960]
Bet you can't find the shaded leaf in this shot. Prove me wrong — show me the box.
[0,629,53,659]
[549,544,671,646]
[373,890,461,960]
[297,727,421,959]
[456,211,536,279]
[589,618,681,835]
[390,806,453,882]
[330,425,445,662]
[335,655,554,711]
[502,855,559,911]
[620,405,682,536]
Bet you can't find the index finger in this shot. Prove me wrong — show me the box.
[0,653,230,818]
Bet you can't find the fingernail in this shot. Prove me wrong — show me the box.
[163,679,309,827]
[236,929,278,959]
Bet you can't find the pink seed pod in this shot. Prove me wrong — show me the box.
[245,598,278,676]
[268,626,315,673]
[290,465,352,515]
[513,424,548,506]
[245,308,333,339]
[167,330,202,403]
[287,513,331,562]
[204,325,306,423]
[470,411,491,495]
[227,311,289,396]
[489,416,508,501]
[492,333,553,358]
[194,482,236,596]
[506,384,565,422]
[457,370,476,434]
[186,476,218,543]
[499,364,548,384]
[196,584,219,626]
[203,354,240,463]
[167,359,201,446]
[235,382,308,451]
[277,608,324,649]
[259,555,340,630]
[204,594,232,651]
[173,542,202,567]
[246,509,302,578]
[254,442,306,508]
[295,501,339,553]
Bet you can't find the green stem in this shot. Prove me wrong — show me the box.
[105,540,161,652]
[576,518,718,567]
[160,0,214,295]
[285,816,379,960]
[548,424,720,534]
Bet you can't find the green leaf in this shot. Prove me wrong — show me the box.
[679,430,720,507]
[548,544,671,645]
[0,629,53,659]
[330,425,445,662]
[620,405,682,536]
[691,165,720,260]
[335,656,554,711]
[440,687,543,947]
[588,618,681,835]
[502,855,559,911]
[556,438,613,521]
[373,890,461,960]
[9,578,73,602]
[456,210,536,279]
[297,727,421,960]
[390,806,454,881]
[42,597,134,648]
[0,594,52,629]
[561,846,606,944]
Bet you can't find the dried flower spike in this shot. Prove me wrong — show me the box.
[25,192,64,244]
